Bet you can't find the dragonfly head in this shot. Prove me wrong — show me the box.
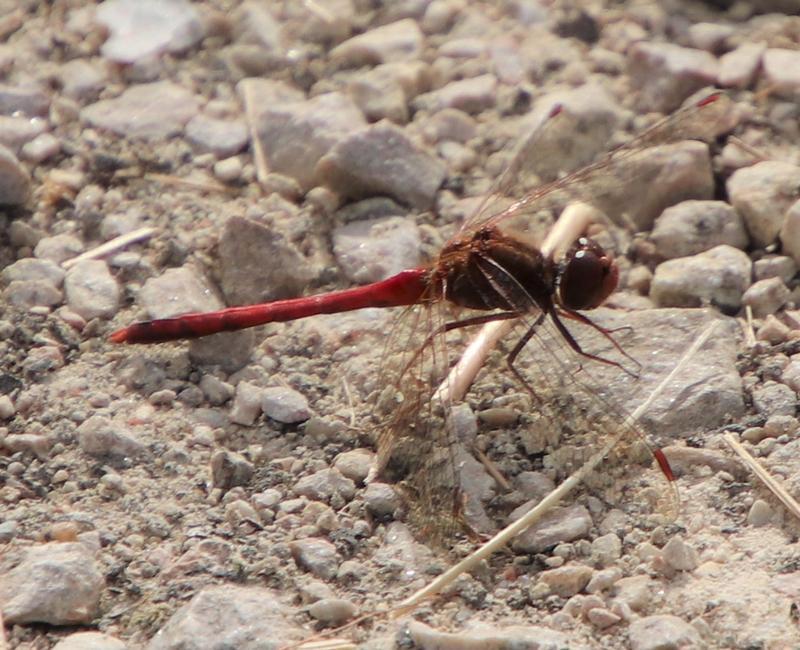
[557,237,619,311]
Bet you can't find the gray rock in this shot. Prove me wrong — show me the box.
[511,504,592,553]
[0,115,47,153]
[650,245,751,311]
[604,141,715,231]
[2,434,50,459]
[53,632,126,650]
[741,277,790,318]
[147,585,303,650]
[407,620,569,650]
[185,114,249,158]
[0,542,104,625]
[650,200,748,259]
[77,415,148,459]
[629,614,700,650]
[762,48,800,98]
[251,91,366,191]
[515,471,556,502]
[3,280,62,309]
[330,19,423,66]
[218,216,315,306]
[719,42,766,89]
[628,42,720,112]
[138,266,223,319]
[727,161,800,248]
[20,132,60,163]
[538,564,594,598]
[420,108,477,144]
[688,22,734,52]
[0,521,18,543]
[752,381,796,418]
[614,575,654,611]
[291,0,355,43]
[590,533,622,567]
[0,143,30,205]
[0,83,49,116]
[363,481,401,520]
[290,537,341,580]
[82,81,201,140]
[34,233,83,264]
[64,260,120,320]
[199,374,234,406]
[210,450,254,490]
[747,499,773,527]
[294,468,355,503]
[189,330,256,373]
[233,1,285,54]
[229,381,264,426]
[333,448,374,484]
[586,309,745,438]
[754,255,796,284]
[661,535,699,572]
[512,84,620,183]
[318,121,446,210]
[348,65,410,124]
[412,73,498,114]
[59,59,108,102]
[95,0,204,64]
[332,216,421,284]
[261,386,311,424]
[779,199,800,266]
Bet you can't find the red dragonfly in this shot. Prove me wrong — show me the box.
[111,92,734,540]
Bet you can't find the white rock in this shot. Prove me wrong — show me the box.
[762,48,800,98]
[719,42,766,89]
[727,161,800,248]
[261,386,311,423]
[95,0,204,64]
[64,259,120,320]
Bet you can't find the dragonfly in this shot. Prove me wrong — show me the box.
[111,91,735,542]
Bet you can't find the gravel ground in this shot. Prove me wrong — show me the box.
[2,1,800,649]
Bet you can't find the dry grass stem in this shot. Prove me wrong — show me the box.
[62,227,158,269]
[723,432,800,522]
[240,78,271,187]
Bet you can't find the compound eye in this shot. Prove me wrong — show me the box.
[558,238,619,311]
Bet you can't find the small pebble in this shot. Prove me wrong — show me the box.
[308,598,358,626]
[747,499,772,527]
[213,156,243,182]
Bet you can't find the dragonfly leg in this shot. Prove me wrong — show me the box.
[557,308,641,374]
[506,312,547,399]
[401,311,520,377]
[548,309,638,378]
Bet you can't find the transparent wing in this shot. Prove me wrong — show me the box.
[371,296,471,547]
[460,91,737,244]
